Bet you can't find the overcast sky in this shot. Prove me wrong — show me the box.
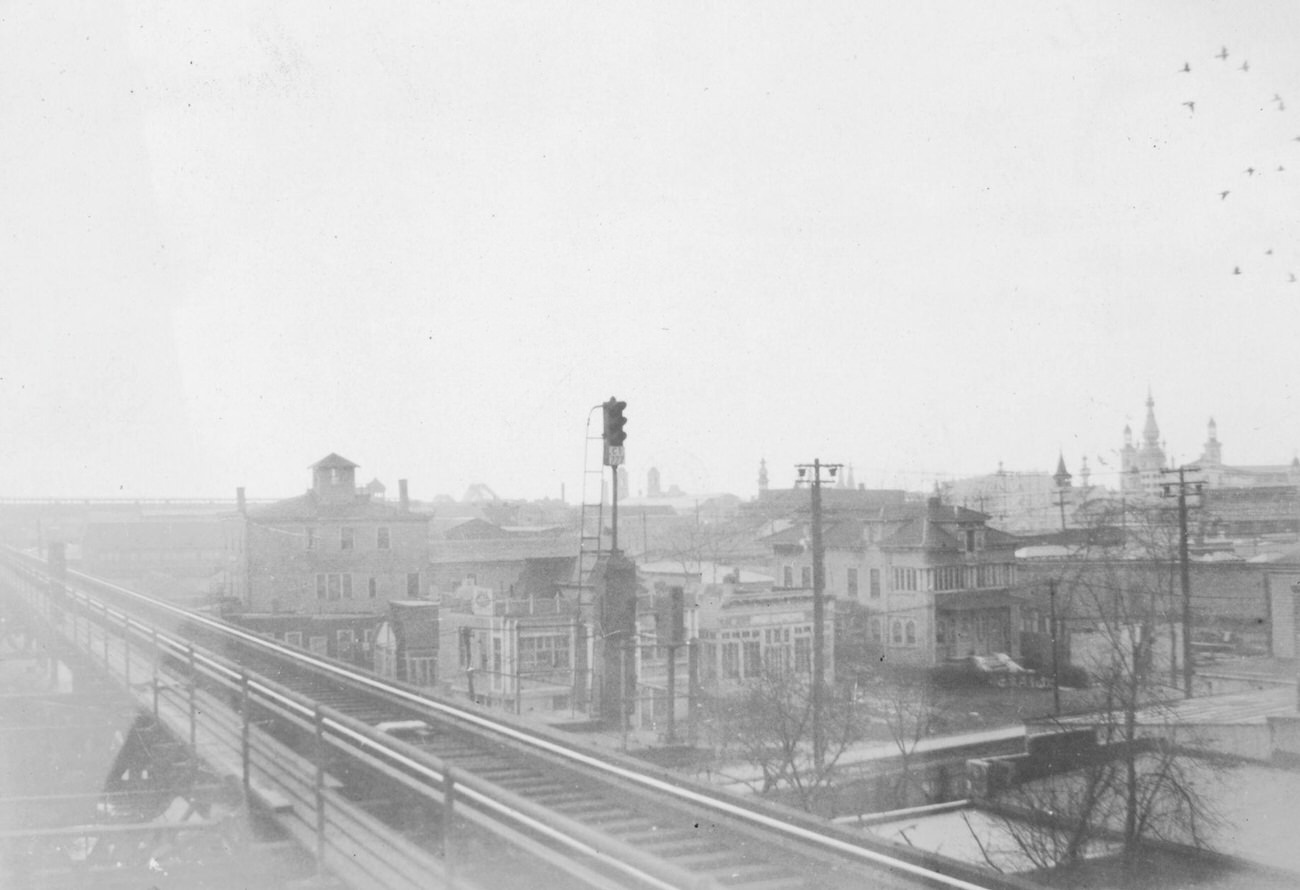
[4,2,1300,503]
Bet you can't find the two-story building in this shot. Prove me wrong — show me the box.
[766,496,1022,667]
[223,453,431,658]
[436,584,583,715]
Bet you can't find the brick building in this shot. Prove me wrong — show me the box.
[223,454,431,652]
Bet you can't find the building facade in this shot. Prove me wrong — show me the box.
[766,497,1022,667]
[436,585,583,715]
[695,582,831,687]
[225,453,431,616]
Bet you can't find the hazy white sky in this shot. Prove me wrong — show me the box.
[4,2,1300,502]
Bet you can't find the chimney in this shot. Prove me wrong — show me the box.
[399,479,409,512]
[236,487,246,515]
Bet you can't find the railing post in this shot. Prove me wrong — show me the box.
[443,770,457,889]
[151,627,160,718]
[313,705,326,872]
[187,644,197,755]
[101,601,110,666]
[123,614,131,689]
[240,669,251,796]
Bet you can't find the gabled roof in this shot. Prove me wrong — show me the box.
[881,517,962,550]
[310,453,359,470]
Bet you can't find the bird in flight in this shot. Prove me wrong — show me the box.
[1240,61,1250,72]
[1233,266,1242,275]
[1180,62,1191,73]
[1183,101,1196,113]
[1217,46,1229,60]
[1246,167,1256,176]
[1266,249,1274,255]
[1219,190,1230,200]
[1290,273,1297,283]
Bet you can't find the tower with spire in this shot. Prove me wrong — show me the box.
[1120,390,1169,496]
[757,458,769,495]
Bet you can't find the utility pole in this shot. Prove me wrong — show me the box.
[796,459,842,769]
[1049,578,1060,717]
[1161,467,1202,698]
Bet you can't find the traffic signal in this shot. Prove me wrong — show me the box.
[603,398,628,447]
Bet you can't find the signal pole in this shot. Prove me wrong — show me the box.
[1161,466,1202,698]
[795,459,841,769]
[603,398,627,552]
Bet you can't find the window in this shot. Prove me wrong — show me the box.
[869,568,880,599]
[377,527,390,550]
[519,634,572,672]
[459,627,472,667]
[284,631,303,647]
[309,636,328,655]
[722,643,740,679]
[965,529,977,553]
[742,640,761,677]
[783,565,794,587]
[368,577,377,599]
[337,629,355,645]
[905,620,917,646]
[847,568,859,598]
[317,573,352,602]
[407,656,436,687]
[800,566,812,588]
[794,636,811,673]
[407,572,421,598]
[306,527,316,550]
[870,618,883,643]
[891,620,903,644]
[341,527,354,550]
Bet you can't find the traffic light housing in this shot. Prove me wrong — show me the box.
[603,398,628,447]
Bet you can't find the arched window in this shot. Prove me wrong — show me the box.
[891,619,903,644]
[870,618,882,643]
[905,620,917,645]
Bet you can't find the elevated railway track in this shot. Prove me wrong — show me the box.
[0,547,1033,890]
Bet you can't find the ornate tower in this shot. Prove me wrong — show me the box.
[757,458,769,494]
[1202,418,1222,467]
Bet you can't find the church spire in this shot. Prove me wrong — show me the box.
[1053,452,1072,489]
[1143,389,1161,447]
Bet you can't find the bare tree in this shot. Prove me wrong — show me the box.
[972,499,1222,871]
[875,671,957,809]
[699,669,866,812]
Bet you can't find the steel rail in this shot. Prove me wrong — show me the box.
[6,549,1002,890]
[2,553,719,890]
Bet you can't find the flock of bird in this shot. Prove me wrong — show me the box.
[1180,46,1296,283]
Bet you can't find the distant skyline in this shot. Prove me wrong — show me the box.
[5,3,1300,502]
